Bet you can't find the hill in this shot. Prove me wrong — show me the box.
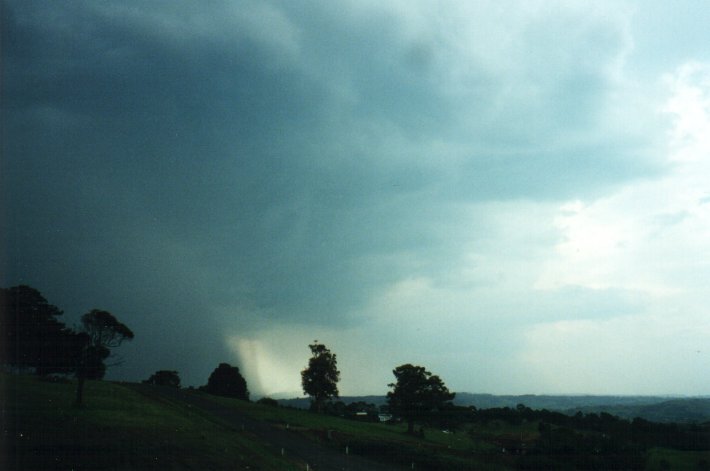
[279,393,710,423]
[453,393,677,411]
[6,374,709,470]
[566,398,710,423]
[3,374,517,470]
[2,373,300,470]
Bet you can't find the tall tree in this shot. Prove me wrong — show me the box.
[201,363,249,400]
[144,370,181,388]
[0,285,76,374]
[301,341,340,413]
[75,309,134,405]
[387,364,455,434]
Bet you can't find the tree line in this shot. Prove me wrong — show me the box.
[0,285,254,404]
[142,364,249,400]
[0,285,455,432]
[300,340,455,434]
[1,285,134,405]
[145,339,457,436]
[3,284,709,469]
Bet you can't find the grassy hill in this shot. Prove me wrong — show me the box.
[192,394,515,470]
[566,398,710,424]
[1,373,301,470]
[279,393,710,423]
[453,393,677,411]
[4,374,709,470]
[2,373,514,470]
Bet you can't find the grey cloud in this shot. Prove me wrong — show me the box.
[1,0,671,387]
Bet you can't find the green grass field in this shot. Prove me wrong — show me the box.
[2,373,303,470]
[645,448,710,471]
[205,395,514,470]
[4,373,708,470]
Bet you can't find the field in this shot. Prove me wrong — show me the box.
[206,395,513,470]
[2,373,301,470]
[3,373,709,470]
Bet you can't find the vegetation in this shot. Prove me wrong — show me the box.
[387,363,456,433]
[3,284,709,469]
[2,373,301,470]
[301,341,340,412]
[205,392,511,470]
[567,398,710,424]
[75,309,134,405]
[256,396,280,407]
[0,285,79,375]
[467,405,710,470]
[5,371,710,470]
[0,285,134,406]
[201,362,249,400]
[202,391,710,470]
[143,370,181,387]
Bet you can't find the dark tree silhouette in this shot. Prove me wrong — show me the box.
[256,397,279,407]
[201,363,249,400]
[80,309,134,350]
[0,285,77,374]
[301,341,340,413]
[144,370,181,388]
[75,309,134,405]
[387,363,455,434]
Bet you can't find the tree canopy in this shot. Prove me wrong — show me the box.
[0,285,135,405]
[387,363,456,433]
[81,309,134,348]
[301,341,340,413]
[0,285,80,375]
[201,363,249,400]
[75,309,134,405]
[144,370,181,388]
[75,309,134,381]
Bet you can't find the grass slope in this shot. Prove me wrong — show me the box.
[216,396,710,470]
[279,394,710,423]
[2,373,302,470]
[206,395,516,470]
[4,374,707,470]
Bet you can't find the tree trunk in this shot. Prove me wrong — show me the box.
[407,419,414,434]
[75,375,85,406]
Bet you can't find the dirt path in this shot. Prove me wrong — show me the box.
[129,384,404,471]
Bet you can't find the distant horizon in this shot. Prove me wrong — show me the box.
[262,391,710,401]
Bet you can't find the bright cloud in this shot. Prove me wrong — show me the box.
[521,62,710,393]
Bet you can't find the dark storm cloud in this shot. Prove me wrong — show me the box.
[1,0,670,387]
[1,0,332,382]
[3,0,452,320]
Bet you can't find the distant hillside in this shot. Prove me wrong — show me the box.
[278,393,710,423]
[277,395,388,410]
[565,398,710,423]
[452,393,675,411]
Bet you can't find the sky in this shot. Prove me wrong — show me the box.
[2,0,710,397]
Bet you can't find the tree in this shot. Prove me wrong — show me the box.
[201,363,249,400]
[0,285,77,374]
[75,309,134,405]
[144,370,181,388]
[387,364,456,434]
[256,397,279,407]
[301,341,340,413]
